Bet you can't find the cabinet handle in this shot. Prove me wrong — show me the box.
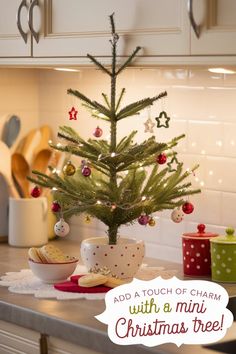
[28,0,39,43]
[187,0,200,38]
[39,333,48,354]
[16,0,28,43]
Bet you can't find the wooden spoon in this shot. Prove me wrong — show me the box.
[31,125,53,179]
[32,148,52,173]
[12,152,30,198]
[0,141,19,198]
[33,125,52,157]
[21,128,41,165]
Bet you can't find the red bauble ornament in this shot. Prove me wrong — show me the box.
[138,214,149,226]
[156,153,167,165]
[182,202,194,214]
[51,201,61,212]
[82,166,91,177]
[31,186,41,198]
[93,126,103,138]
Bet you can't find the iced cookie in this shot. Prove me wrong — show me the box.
[78,273,108,287]
[40,244,68,263]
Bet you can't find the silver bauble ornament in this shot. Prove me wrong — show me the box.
[54,218,70,237]
[171,209,184,223]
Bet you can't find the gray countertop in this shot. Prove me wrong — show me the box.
[0,239,235,354]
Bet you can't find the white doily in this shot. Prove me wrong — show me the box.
[0,264,178,300]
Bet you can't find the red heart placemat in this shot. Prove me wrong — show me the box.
[54,274,111,293]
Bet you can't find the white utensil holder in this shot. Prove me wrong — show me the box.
[9,197,48,247]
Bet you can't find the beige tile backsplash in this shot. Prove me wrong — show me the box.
[1,67,236,263]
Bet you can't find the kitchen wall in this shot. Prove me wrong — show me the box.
[1,67,236,263]
[0,69,39,236]
[37,67,236,263]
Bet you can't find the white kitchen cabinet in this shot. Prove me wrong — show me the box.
[1,0,236,63]
[33,0,190,58]
[0,0,31,56]
[190,0,236,55]
[0,320,40,354]
[0,320,104,354]
[48,336,104,354]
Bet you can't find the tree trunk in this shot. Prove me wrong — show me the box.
[108,225,118,244]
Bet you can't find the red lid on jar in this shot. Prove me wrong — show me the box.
[182,224,218,240]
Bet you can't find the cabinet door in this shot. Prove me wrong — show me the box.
[0,320,40,354]
[190,0,236,54]
[33,0,190,58]
[0,0,31,57]
[48,335,104,354]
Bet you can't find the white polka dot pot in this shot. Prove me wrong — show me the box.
[182,224,218,277]
[210,227,236,283]
[80,237,145,279]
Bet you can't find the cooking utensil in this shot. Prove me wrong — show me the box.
[33,125,52,157]
[210,227,236,283]
[32,148,52,174]
[182,224,218,277]
[30,125,53,186]
[1,115,21,148]
[21,128,41,165]
[0,141,19,198]
[12,152,30,198]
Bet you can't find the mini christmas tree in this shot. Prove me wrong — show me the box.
[29,14,200,245]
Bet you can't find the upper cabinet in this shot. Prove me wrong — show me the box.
[1,0,236,63]
[0,0,31,56]
[34,0,189,57]
[190,0,236,55]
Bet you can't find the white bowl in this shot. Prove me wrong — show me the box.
[28,259,78,283]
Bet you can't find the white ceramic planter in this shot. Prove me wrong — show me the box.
[80,237,145,279]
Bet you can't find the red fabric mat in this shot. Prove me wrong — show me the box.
[54,274,111,293]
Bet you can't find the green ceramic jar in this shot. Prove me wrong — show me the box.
[210,227,236,283]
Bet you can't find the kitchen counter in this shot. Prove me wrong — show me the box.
[0,239,235,354]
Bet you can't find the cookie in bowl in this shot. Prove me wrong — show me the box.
[28,244,78,283]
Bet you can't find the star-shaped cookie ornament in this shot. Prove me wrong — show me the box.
[155,111,170,128]
[68,106,78,120]
[144,117,155,133]
[167,155,181,172]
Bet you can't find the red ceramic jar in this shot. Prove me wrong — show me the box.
[182,224,218,277]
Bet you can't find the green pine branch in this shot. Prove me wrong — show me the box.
[67,89,112,119]
[102,93,111,108]
[87,54,111,76]
[116,91,167,120]
[116,46,142,75]
[115,88,126,112]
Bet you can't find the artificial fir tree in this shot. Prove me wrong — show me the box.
[29,14,200,245]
